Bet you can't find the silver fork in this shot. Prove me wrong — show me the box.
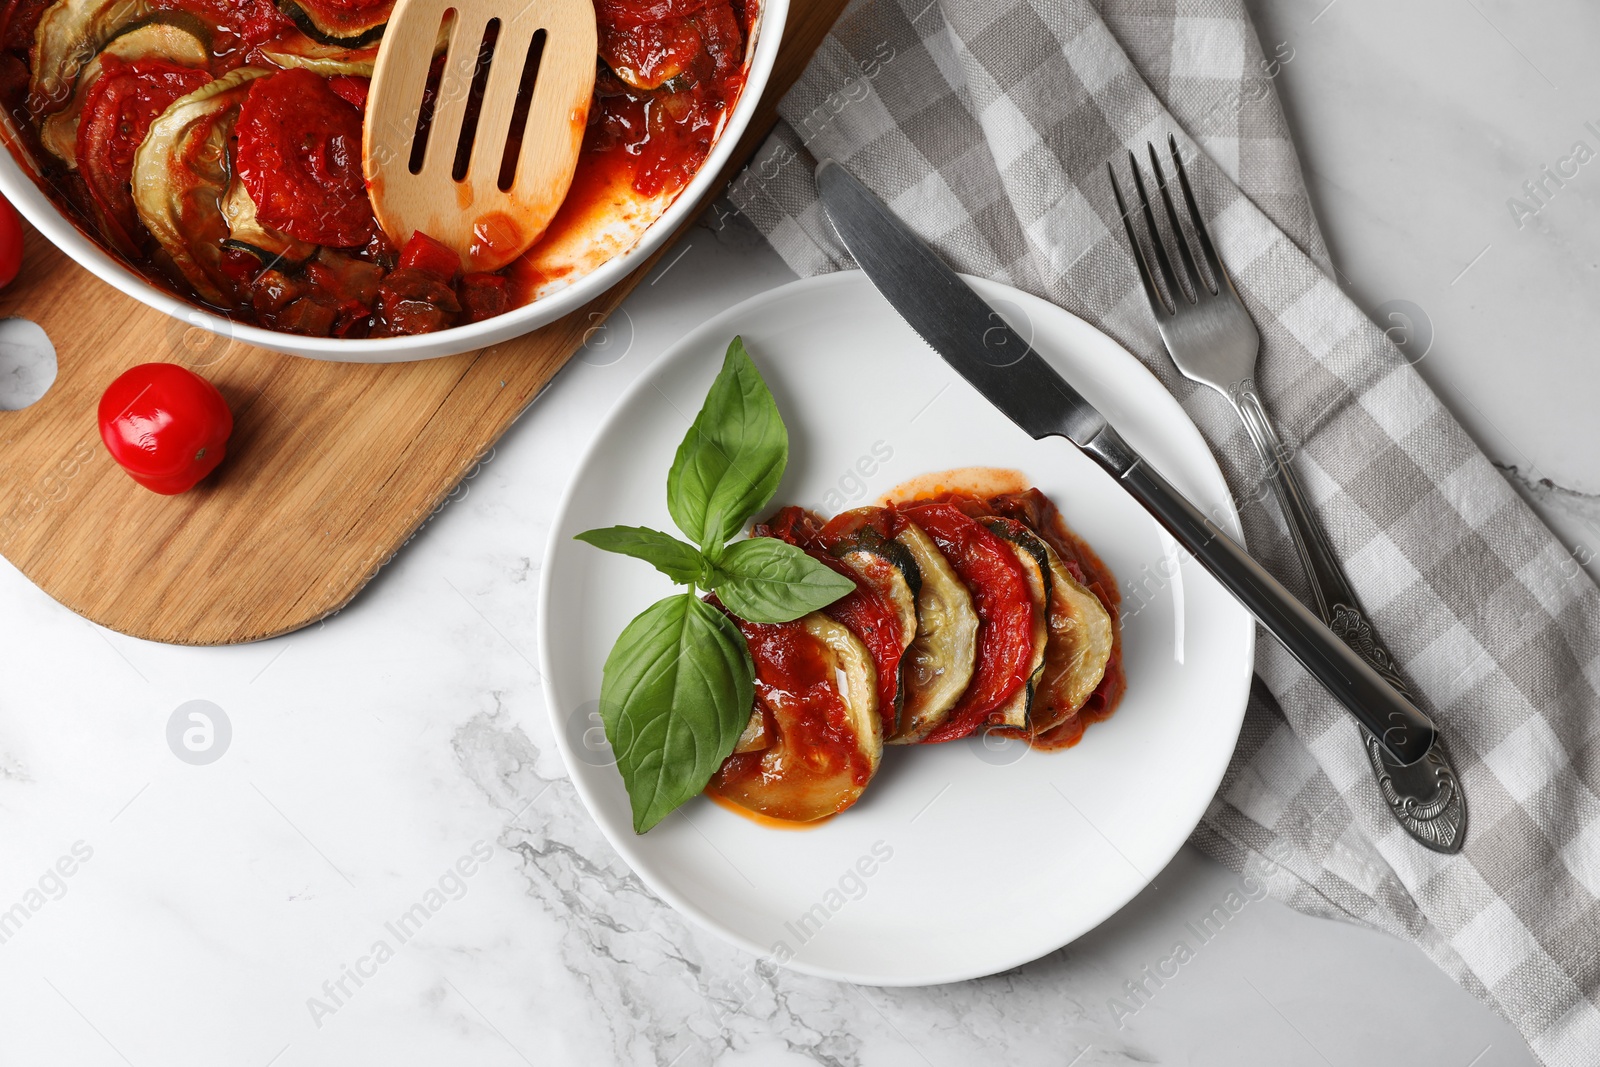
[1108,136,1466,853]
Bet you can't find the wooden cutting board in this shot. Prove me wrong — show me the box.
[0,2,843,646]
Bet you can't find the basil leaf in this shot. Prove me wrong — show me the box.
[574,526,707,586]
[708,537,856,624]
[599,594,754,833]
[666,337,788,553]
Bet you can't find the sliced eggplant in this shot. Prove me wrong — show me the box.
[39,21,208,168]
[825,512,920,728]
[28,0,156,114]
[706,613,881,823]
[258,28,379,75]
[828,519,920,648]
[220,176,318,267]
[1021,532,1114,735]
[276,0,389,48]
[979,517,1051,731]
[888,520,977,744]
[132,67,271,306]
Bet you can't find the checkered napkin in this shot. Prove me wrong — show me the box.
[724,1,1600,1062]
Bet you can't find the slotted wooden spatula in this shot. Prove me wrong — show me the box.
[364,0,596,273]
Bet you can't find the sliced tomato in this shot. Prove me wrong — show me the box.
[297,0,393,34]
[77,56,213,254]
[988,488,1126,750]
[896,500,1036,742]
[326,74,369,111]
[153,0,291,44]
[754,507,906,730]
[235,68,374,247]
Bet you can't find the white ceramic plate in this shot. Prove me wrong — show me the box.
[539,271,1255,985]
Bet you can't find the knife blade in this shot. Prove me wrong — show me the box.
[815,158,1437,765]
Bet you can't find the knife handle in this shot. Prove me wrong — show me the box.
[1082,425,1436,765]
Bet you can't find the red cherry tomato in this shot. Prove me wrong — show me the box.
[98,364,233,495]
[0,192,21,289]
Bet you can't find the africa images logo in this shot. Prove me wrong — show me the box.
[305,840,494,1028]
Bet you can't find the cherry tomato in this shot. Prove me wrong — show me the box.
[234,68,374,247]
[98,363,233,495]
[77,56,211,253]
[0,191,22,289]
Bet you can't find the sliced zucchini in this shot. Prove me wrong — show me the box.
[706,613,881,822]
[258,16,446,74]
[132,67,272,306]
[732,705,769,754]
[979,517,1051,732]
[1023,533,1115,735]
[28,0,156,114]
[276,0,388,48]
[258,30,379,75]
[220,176,318,267]
[888,521,978,744]
[39,21,208,168]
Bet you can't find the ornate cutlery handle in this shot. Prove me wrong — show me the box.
[1081,424,1436,763]
[1228,380,1466,852]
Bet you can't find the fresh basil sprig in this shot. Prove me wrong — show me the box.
[576,337,856,833]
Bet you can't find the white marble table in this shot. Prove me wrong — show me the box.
[2,2,1586,1063]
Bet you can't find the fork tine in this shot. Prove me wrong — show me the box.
[1167,134,1230,293]
[1125,150,1186,306]
[1107,161,1171,316]
[1147,142,1207,297]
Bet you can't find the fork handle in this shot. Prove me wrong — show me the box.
[1226,381,1467,851]
[1081,423,1437,765]
[1228,380,1409,692]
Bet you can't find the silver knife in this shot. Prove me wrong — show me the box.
[815,158,1437,766]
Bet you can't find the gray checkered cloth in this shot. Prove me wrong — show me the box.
[725,1,1600,1062]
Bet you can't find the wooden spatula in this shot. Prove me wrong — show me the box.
[364,0,596,273]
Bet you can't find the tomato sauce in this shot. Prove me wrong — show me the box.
[756,505,906,727]
[0,0,753,338]
[705,791,832,830]
[707,613,877,822]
